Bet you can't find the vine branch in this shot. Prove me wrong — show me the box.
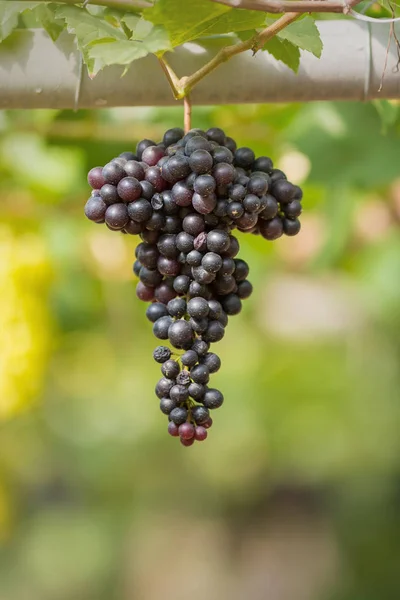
[158,12,301,100]
[211,0,364,14]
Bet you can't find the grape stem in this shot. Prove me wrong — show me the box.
[184,95,192,133]
[211,0,363,14]
[158,12,300,100]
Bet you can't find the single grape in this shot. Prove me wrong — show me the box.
[168,421,180,437]
[84,197,107,222]
[189,149,213,174]
[160,397,178,415]
[181,350,199,368]
[127,199,152,223]
[105,203,129,229]
[237,280,253,299]
[194,174,216,196]
[153,315,174,339]
[202,388,224,409]
[155,376,174,398]
[170,384,190,403]
[169,407,188,425]
[117,177,142,202]
[194,426,208,441]
[102,162,125,185]
[283,217,301,236]
[167,297,186,318]
[188,383,206,402]
[141,145,165,167]
[190,364,210,385]
[202,352,221,373]
[168,319,194,349]
[191,405,210,426]
[179,422,195,440]
[88,166,106,189]
[146,302,168,323]
[234,147,255,170]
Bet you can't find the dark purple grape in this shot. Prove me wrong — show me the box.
[194,175,216,196]
[146,302,168,323]
[145,167,167,192]
[84,196,107,222]
[136,281,155,302]
[173,275,190,295]
[125,220,143,235]
[183,214,205,236]
[141,145,165,167]
[202,388,224,409]
[127,199,152,223]
[206,230,230,253]
[259,216,284,240]
[100,184,119,205]
[117,177,142,202]
[88,166,106,189]
[283,200,302,218]
[160,398,178,415]
[155,281,176,304]
[168,320,193,349]
[212,146,233,165]
[189,150,213,174]
[221,293,242,315]
[225,136,237,153]
[233,259,249,281]
[227,202,244,219]
[185,136,211,156]
[203,320,225,343]
[169,407,188,425]
[191,404,209,423]
[213,163,235,186]
[283,217,301,236]
[140,180,154,200]
[237,280,253,299]
[202,352,221,373]
[163,127,184,147]
[136,139,156,160]
[171,181,193,207]
[153,315,174,339]
[202,252,222,273]
[192,192,217,215]
[273,180,296,204]
[167,297,186,318]
[102,162,125,185]
[253,156,273,173]
[181,350,198,368]
[157,256,180,277]
[161,359,180,380]
[168,421,180,437]
[105,203,129,229]
[124,160,145,180]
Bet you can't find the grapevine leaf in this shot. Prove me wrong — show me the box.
[55,5,126,75]
[34,4,65,42]
[144,0,265,47]
[263,36,300,73]
[271,16,323,58]
[88,19,170,75]
[0,1,41,42]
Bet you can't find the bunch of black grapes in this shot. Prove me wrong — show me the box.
[85,127,303,446]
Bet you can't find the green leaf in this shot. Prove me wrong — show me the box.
[263,36,300,73]
[274,16,323,58]
[88,18,170,75]
[144,0,265,47]
[0,1,41,42]
[34,4,65,42]
[55,5,126,76]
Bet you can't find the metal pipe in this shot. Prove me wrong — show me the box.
[0,20,399,108]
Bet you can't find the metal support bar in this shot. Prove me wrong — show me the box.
[0,21,399,108]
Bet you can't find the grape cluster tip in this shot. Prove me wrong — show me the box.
[85,126,303,447]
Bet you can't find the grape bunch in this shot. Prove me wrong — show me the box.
[85,126,303,446]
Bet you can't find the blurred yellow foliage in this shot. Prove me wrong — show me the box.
[0,226,52,420]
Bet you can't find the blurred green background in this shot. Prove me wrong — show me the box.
[0,102,400,600]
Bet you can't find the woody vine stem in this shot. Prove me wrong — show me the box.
[157,12,300,131]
